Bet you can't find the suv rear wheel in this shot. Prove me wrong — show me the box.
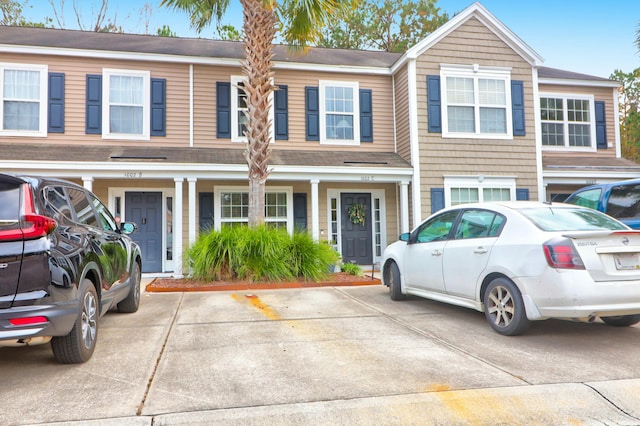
[51,280,98,364]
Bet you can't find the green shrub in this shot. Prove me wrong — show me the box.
[340,262,363,276]
[186,226,340,282]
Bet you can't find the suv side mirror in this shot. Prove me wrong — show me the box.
[120,222,137,234]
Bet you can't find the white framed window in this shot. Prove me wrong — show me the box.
[103,68,150,140]
[540,93,596,151]
[0,63,48,137]
[320,80,360,145]
[441,65,512,139]
[230,75,275,143]
[214,186,293,233]
[444,176,516,208]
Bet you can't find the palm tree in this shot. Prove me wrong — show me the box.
[161,0,350,227]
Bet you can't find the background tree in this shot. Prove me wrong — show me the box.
[157,24,176,37]
[1,0,51,27]
[315,0,449,52]
[161,0,351,227]
[612,68,640,162]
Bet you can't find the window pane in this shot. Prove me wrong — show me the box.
[326,114,353,140]
[483,188,511,201]
[4,101,39,130]
[448,106,475,132]
[541,98,563,121]
[110,75,143,104]
[4,70,39,99]
[110,105,143,133]
[451,188,479,205]
[446,77,474,103]
[567,99,589,123]
[479,107,506,134]
[542,123,564,146]
[479,79,505,105]
[568,123,591,147]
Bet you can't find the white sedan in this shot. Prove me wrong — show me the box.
[382,201,640,335]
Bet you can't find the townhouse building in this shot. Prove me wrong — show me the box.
[0,2,633,277]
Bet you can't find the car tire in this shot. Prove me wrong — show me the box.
[51,280,98,364]
[117,262,141,313]
[601,314,640,327]
[386,262,406,301]
[483,277,530,336]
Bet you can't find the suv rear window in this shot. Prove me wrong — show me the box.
[0,183,20,229]
[606,184,640,220]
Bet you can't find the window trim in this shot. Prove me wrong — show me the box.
[319,80,360,146]
[444,176,516,208]
[0,62,48,137]
[213,185,294,233]
[540,92,597,152]
[102,68,150,141]
[440,65,513,140]
[230,75,275,143]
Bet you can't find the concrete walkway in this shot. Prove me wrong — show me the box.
[2,282,640,425]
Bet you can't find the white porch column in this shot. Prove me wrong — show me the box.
[82,177,93,191]
[400,181,410,234]
[188,178,197,246]
[310,179,320,241]
[173,178,184,278]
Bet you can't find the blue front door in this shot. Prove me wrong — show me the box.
[126,192,162,273]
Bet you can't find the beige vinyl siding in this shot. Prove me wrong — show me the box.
[539,83,617,157]
[416,17,538,214]
[193,68,396,152]
[394,64,411,162]
[1,53,191,147]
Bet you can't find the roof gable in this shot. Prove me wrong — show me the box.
[397,2,543,70]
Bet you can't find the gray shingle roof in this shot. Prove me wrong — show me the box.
[0,26,402,68]
[538,66,614,82]
[2,143,412,169]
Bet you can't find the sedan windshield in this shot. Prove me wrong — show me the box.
[519,207,628,232]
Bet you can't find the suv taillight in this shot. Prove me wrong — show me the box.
[543,237,585,270]
[0,183,56,242]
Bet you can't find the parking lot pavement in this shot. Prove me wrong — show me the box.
[2,285,640,425]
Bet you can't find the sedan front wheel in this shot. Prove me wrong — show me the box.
[483,277,530,336]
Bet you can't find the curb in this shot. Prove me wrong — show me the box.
[145,278,382,293]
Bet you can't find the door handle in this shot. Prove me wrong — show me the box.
[141,217,147,225]
[474,247,488,254]
[431,250,442,256]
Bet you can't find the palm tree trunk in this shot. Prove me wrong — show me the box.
[241,0,277,227]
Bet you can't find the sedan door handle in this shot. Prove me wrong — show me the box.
[474,247,488,254]
[431,250,442,256]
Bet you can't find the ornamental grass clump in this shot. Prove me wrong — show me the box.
[187,226,340,283]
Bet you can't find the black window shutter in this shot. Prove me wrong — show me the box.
[150,78,166,137]
[431,188,445,213]
[85,74,102,134]
[305,86,319,141]
[199,192,214,232]
[360,88,373,142]
[216,82,231,138]
[595,101,607,149]
[48,72,65,133]
[516,188,530,200]
[427,76,442,133]
[511,80,525,136]
[274,85,288,140]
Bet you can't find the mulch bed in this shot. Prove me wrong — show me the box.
[145,272,381,292]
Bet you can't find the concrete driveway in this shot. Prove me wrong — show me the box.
[2,284,640,425]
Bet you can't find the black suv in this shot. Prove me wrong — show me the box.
[0,174,142,363]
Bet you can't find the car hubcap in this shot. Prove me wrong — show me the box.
[81,291,97,349]
[488,285,514,327]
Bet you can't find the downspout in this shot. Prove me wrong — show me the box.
[532,67,544,201]
[408,58,422,225]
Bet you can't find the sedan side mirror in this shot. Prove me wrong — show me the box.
[399,232,410,242]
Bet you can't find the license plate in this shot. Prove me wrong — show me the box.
[614,253,640,270]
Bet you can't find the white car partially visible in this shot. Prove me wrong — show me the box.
[382,201,640,335]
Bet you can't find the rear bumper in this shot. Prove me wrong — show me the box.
[0,301,79,344]
[516,270,640,320]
